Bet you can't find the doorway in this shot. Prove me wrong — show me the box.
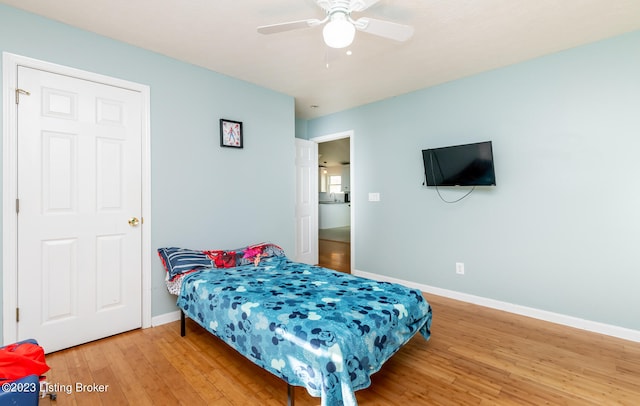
[313,131,353,274]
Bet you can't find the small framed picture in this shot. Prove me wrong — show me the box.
[220,119,243,148]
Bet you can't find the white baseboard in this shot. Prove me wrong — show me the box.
[151,310,181,327]
[353,269,640,343]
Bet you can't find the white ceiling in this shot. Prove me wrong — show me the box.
[319,138,350,167]
[3,0,640,120]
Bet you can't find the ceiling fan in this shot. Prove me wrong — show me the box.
[257,0,414,49]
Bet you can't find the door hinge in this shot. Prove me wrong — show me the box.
[16,198,19,214]
[16,88,31,104]
[16,307,19,322]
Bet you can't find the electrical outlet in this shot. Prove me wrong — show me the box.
[456,262,465,275]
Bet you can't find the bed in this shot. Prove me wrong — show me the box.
[159,243,432,406]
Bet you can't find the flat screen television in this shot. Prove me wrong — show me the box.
[422,141,496,186]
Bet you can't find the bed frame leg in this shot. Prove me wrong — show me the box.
[287,384,295,406]
[180,311,186,337]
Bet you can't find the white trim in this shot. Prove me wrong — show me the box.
[151,310,181,327]
[2,53,19,345]
[2,53,152,345]
[353,269,640,343]
[309,130,355,272]
[139,74,152,330]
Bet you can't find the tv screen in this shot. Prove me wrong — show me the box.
[422,141,496,186]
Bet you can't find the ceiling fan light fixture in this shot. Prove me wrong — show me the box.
[323,12,355,49]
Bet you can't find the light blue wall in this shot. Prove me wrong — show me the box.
[295,118,309,140]
[308,31,640,331]
[0,5,295,338]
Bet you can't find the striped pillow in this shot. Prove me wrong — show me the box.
[157,247,216,281]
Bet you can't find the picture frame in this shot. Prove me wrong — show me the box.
[220,119,243,148]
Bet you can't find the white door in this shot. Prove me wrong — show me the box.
[16,66,143,353]
[294,139,318,264]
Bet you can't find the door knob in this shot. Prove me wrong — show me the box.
[128,217,140,227]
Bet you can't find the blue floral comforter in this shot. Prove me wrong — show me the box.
[177,256,432,406]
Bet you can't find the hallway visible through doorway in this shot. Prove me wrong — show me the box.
[315,131,353,275]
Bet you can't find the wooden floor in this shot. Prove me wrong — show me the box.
[39,297,640,405]
[37,247,640,405]
[318,238,350,273]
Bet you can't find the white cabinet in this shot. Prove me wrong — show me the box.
[319,203,350,229]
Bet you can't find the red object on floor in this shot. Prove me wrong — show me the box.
[0,341,50,382]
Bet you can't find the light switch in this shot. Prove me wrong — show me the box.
[368,192,380,202]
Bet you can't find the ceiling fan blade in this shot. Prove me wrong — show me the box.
[349,0,381,12]
[257,19,323,35]
[353,17,414,42]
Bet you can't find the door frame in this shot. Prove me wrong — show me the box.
[310,130,354,272]
[2,52,152,344]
